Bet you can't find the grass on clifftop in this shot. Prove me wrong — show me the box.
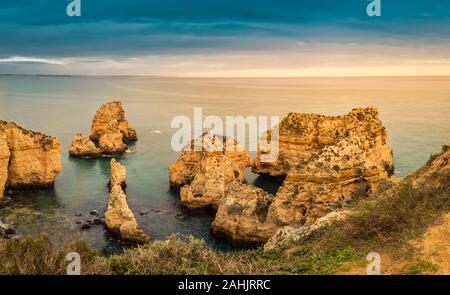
[0,148,448,275]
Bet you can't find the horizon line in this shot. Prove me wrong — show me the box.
[1,74,450,79]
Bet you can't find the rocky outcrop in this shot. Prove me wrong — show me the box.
[98,121,128,155]
[180,154,238,209]
[253,107,393,178]
[69,134,102,158]
[264,145,449,252]
[411,145,449,192]
[110,158,127,188]
[207,108,394,245]
[105,159,150,243]
[0,133,10,201]
[169,132,251,188]
[90,101,137,142]
[0,121,62,201]
[170,132,252,209]
[211,182,276,246]
[69,101,137,158]
[263,210,350,252]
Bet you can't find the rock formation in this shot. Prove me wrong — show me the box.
[110,158,127,188]
[90,101,137,142]
[253,107,393,178]
[0,121,62,201]
[176,108,393,243]
[411,145,449,192]
[180,154,239,209]
[98,120,128,155]
[0,133,10,201]
[262,108,394,229]
[211,182,276,245]
[69,134,102,158]
[69,101,137,158]
[264,145,449,252]
[169,132,251,188]
[105,159,150,243]
[263,210,350,252]
[170,132,252,209]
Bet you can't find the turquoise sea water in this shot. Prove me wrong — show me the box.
[0,76,449,252]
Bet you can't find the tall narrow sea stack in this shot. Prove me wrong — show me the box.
[105,159,151,243]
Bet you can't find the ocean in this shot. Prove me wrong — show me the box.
[0,76,449,253]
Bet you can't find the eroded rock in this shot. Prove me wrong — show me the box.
[211,182,277,246]
[69,134,102,158]
[105,159,150,243]
[263,145,449,252]
[69,101,136,158]
[180,154,239,209]
[110,158,127,188]
[90,101,137,142]
[0,121,62,200]
[0,133,10,201]
[198,108,393,245]
[98,120,128,155]
[169,132,251,189]
[253,107,393,179]
[263,210,350,252]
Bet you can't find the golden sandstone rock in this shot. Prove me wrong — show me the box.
[169,132,252,209]
[98,120,128,155]
[0,133,10,201]
[169,108,394,243]
[89,101,137,142]
[105,159,150,243]
[69,134,102,158]
[0,121,62,201]
[264,145,449,252]
[69,101,137,157]
[110,158,127,188]
[211,182,276,245]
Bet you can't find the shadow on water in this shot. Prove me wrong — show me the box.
[251,175,284,195]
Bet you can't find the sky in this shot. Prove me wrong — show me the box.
[0,0,449,77]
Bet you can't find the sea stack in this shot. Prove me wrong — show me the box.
[105,159,150,243]
[169,131,252,209]
[0,121,62,201]
[69,101,137,158]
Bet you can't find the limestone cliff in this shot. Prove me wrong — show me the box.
[411,145,449,192]
[253,107,393,178]
[264,145,449,252]
[69,101,136,158]
[0,121,62,201]
[209,108,394,245]
[0,133,10,201]
[105,159,150,243]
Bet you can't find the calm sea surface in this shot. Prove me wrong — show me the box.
[0,76,449,252]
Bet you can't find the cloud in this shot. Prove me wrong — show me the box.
[0,1,449,75]
[0,56,68,65]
